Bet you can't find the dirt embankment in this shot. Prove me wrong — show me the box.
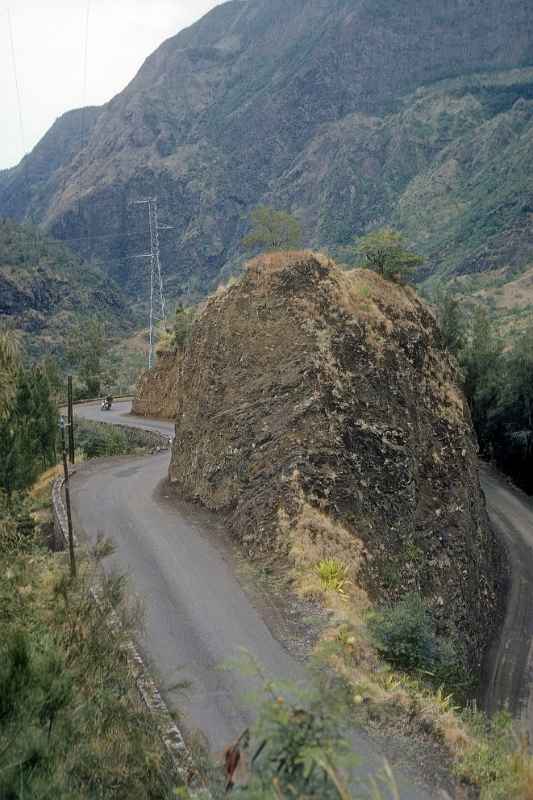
[132,350,180,420]
[166,252,505,671]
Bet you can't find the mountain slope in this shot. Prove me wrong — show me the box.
[1,0,532,298]
[0,218,132,359]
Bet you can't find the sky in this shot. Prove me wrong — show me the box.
[1,0,224,170]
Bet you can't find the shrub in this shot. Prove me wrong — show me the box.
[0,548,177,799]
[367,594,469,694]
[367,594,438,672]
[0,492,36,554]
[0,366,57,494]
[173,306,196,348]
[78,426,129,459]
[234,675,358,799]
[457,711,533,800]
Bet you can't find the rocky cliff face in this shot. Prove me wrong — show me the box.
[132,350,180,419]
[1,0,532,298]
[168,252,505,669]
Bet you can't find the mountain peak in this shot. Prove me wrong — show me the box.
[1,0,532,298]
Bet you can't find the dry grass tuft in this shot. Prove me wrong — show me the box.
[276,489,533,799]
[337,267,419,319]
[284,501,368,608]
[245,249,332,280]
[280,497,376,673]
[30,464,62,502]
[514,741,533,800]
[315,559,350,594]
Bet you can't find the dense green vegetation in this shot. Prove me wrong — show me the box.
[0,328,20,415]
[366,593,473,706]
[0,218,133,362]
[230,677,362,799]
[0,217,87,273]
[0,332,57,495]
[74,419,160,461]
[156,304,197,353]
[75,421,129,460]
[368,594,462,684]
[67,318,110,398]
[0,525,178,799]
[0,336,180,798]
[437,297,533,493]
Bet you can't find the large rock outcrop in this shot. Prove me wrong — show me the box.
[169,252,505,669]
[132,350,180,419]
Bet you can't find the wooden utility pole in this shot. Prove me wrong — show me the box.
[60,418,77,579]
[67,375,75,463]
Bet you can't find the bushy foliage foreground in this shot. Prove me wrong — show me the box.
[0,524,178,800]
[0,362,57,495]
[437,296,533,492]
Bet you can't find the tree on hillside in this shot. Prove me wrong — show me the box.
[435,290,466,355]
[0,330,21,417]
[68,319,106,397]
[41,356,63,400]
[460,307,503,454]
[0,366,57,494]
[154,306,196,354]
[242,206,302,253]
[355,227,424,282]
[507,323,533,431]
[172,305,196,348]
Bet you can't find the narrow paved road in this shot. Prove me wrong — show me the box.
[70,402,445,797]
[481,466,533,743]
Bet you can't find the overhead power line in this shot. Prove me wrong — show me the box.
[59,230,148,246]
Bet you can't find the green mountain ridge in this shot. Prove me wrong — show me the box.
[311,67,533,283]
[0,218,133,359]
[0,0,532,300]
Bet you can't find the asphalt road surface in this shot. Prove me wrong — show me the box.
[70,401,452,797]
[481,465,533,744]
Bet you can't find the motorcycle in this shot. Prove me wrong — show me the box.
[101,397,113,411]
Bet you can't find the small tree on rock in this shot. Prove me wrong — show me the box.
[242,206,302,253]
[172,305,195,348]
[436,290,466,355]
[356,227,423,282]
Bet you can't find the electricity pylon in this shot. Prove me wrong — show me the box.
[133,198,169,369]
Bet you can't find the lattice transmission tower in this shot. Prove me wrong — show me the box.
[133,198,169,369]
